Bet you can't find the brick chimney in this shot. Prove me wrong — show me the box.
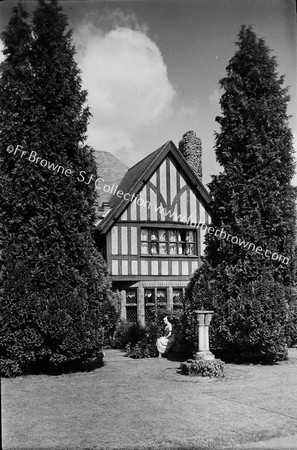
[178,130,202,182]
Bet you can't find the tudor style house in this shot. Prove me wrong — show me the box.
[95,138,211,325]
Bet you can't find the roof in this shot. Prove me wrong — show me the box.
[108,143,166,209]
[97,140,211,234]
[94,150,128,205]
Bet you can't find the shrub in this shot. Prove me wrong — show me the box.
[113,321,146,349]
[125,340,153,359]
[179,359,225,378]
[115,308,188,358]
[185,269,291,363]
[185,262,217,353]
[100,290,121,347]
[284,287,297,347]
[145,306,185,341]
[215,276,289,363]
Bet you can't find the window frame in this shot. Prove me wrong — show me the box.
[144,288,167,306]
[125,289,138,323]
[140,227,197,257]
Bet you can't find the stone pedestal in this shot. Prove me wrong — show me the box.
[194,310,214,361]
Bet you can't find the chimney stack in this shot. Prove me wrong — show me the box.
[179,130,202,182]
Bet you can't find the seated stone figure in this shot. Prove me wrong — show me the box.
[156,316,175,357]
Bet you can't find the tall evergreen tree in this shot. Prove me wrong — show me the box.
[0,1,119,377]
[186,26,297,362]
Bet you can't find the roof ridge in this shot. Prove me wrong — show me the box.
[98,140,210,233]
[127,141,168,173]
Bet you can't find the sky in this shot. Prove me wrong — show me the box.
[0,0,296,187]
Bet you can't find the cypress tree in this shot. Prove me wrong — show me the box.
[0,1,119,376]
[186,26,297,362]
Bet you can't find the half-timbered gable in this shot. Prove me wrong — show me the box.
[96,140,211,324]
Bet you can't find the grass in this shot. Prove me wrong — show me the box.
[2,348,297,449]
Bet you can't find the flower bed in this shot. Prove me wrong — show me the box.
[179,359,225,378]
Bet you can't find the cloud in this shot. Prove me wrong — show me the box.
[73,10,175,155]
[209,88,221,104]
[178,104,199,118]
[0,40,5,64]
[293,132,297,151]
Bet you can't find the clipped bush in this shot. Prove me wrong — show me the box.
[113,321,146,349]
[185,268,291,363]
[179,359,225,378]
[185,262,217,352]
[216,276,289,363]
[284,287,297,347]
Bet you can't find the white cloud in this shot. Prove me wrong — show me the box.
[209,88,221,104]
[293,132,297,150]
[0,40,5,64]
[73,11,175,155]
[178,104,199,118]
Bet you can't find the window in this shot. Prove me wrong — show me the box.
[173,288,183,304]
[156,289,167,304]
[126,289,137,323]
[144,289,167,305]
[141,228,196,255]
[126,307,137,323]
[173,288,184,310]
[144,289,154,323]
[126,289,137,304]
[144,288,168,323]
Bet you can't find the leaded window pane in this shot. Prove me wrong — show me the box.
[173,289,183,304]
[187,231,195,242]
[188,244,195,255]
[141,242,149,254]
[169,230,177,242]
[150,243,158,254]
[159,229,167,241]
[140,227,197,256]
[157,289,167,304]
[169,243,177,254]
[141,229,148,240]
[126,306,137,323]
[145,306,154,323]
[144,289,154,304]
[141,242,149,255]
[185,243,195,255]
[150,230,158,241]
[126,289,137,304]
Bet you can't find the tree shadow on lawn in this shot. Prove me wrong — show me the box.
[20,353,105,377]
[164,350,192,362]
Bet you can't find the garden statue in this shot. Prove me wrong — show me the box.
[156,316,175,357]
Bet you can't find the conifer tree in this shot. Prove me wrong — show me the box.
[0,1,119,376]
[186,26,297,362]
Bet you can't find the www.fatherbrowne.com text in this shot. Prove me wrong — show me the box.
[7,144,289,265]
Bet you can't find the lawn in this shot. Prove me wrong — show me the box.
[2,349,297,449]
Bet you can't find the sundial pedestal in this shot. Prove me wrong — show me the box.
[194,310,215,361]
